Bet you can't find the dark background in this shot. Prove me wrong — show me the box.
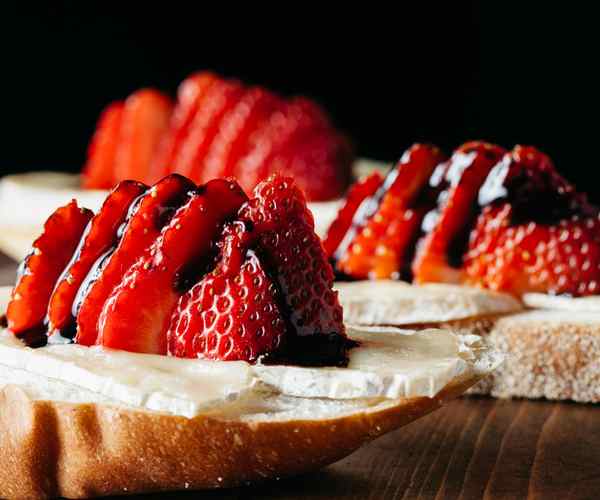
[2,3,598,199]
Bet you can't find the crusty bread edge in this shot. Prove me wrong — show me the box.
[395,312,600,404]
[0,374,476,499]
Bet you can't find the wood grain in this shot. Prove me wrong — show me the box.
[111,398,598,500]
[1,254,599,499]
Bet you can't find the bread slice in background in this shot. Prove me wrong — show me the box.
[336,280,600,404]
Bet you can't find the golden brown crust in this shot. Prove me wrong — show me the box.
[0,376,474,499]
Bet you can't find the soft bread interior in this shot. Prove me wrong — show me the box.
[335,280,522,325]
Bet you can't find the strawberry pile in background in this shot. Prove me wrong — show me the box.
[325,142,600,297]
[82,72,353,201]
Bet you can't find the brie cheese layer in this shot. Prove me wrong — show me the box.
[0,325,499,418]
[522,293,600,312]
[335,281,522,325]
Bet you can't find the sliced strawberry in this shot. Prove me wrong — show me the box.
[82,101,124,189]
[6,201,93,339]
[464,145,600,296]
[478,145,592,222]
[47,181,147,336]
[274,127,353,201]
[200,87,280,183]
[334,144,445,279]
[239,175,345,339]
[150,72,219,181]
[171,79,245,182]
[465,204,600,296]
[232,98,319,194]
[75,174,196,346]
[98,179,247,354]
[412,141,506,284]
[323,171,384,257]
[114,88,173,184]
[168,223,286,361]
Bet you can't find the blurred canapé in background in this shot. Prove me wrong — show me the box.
[1,2,597,200]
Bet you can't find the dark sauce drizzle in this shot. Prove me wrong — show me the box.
[17,323,48,348]
[333,165,400,263]
[478,156,596,225]
[333,158,450,281]
[50,186,194,344]
[21,186,353,367]
[250,245,356,368]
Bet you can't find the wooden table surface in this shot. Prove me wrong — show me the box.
[0,253,598,500]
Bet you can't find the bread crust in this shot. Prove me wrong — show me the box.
[0,377,474,499]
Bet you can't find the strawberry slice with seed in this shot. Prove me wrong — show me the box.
[6,201,93,338]
[200,87,280,183]
[82,101,124,190]
[239,175,345,339]
[150,72,218,181]
[114,88,173,184]
[464,145,600,296]
[168,223,286,361]
[75,174,196,346]
[98,179,247,354]
[47,181,146,336]
[412,141,506,284]
[171,79,244,182]
[336,144,446,279]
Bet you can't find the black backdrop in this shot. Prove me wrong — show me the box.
[2,2,598,200]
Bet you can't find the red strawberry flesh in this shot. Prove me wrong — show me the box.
[75,174,197,346]
[333,144,446,279]
[168,223,286,361]
[47,181,146,337]
[239,175,345,340]
[323,171,383,257]
[201,87,280,183]
[170,175,350,365]
[172,79,244,182]
[114,89,173,184]
[150,72,218,181]
[82,101,124,190]
[412,141,506,284]
[98,179,247,354]
[6,201,93,341]
[464,145,600,297]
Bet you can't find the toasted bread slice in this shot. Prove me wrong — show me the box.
[0,286,497,498]
[336,280,600,403]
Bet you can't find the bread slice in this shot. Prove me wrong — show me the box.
[0,377,475,499]
[0,285,497,498]
[336,280,600,403]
